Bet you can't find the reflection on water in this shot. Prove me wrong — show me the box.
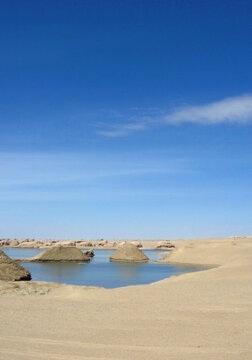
[1,248,205,288]
[111,262,144,280]
[28,262,89,283]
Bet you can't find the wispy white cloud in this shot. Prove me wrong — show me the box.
[165,94,252,125]
[97,94,252,137]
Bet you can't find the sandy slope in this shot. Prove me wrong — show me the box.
[0,238,251,360]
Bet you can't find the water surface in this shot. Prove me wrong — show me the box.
[2,248,204,288]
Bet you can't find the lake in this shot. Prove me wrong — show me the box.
[2,248,204,288]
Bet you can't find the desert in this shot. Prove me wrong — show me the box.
[2,1,252,359]
[0,237,251,360]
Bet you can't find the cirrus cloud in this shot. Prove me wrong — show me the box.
[97,94,252,137]
[165,94,252,125]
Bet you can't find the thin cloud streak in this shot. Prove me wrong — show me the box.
[0,151,195,202]
[97,122,148,137]
[0,188,187,203]
[97,94,252,137]
[0,151,191,189]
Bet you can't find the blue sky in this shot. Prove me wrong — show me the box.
[1,0,252,239]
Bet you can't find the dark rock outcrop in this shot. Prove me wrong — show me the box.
[83,250,95,257]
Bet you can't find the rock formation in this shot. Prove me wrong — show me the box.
[110,243,149,263]
[156,241,175,249]
[130,240,143,248]
[0,249,31,281]
[25,246,91,262]
[83,249,95,257]
[0,239,20,247]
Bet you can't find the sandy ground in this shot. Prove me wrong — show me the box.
[0,238,251,360]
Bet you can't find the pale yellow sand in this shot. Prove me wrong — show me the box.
[0,237,251,360]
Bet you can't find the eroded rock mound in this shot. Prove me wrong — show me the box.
[30,246,91,262]
[83,249,95,257]
[110,243,149,263]
[156,241,175,249]
[130,241,143,248]
[0,239,19,247]
[0,249,31,281]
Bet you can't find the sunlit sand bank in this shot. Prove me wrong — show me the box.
[0,237,251,359]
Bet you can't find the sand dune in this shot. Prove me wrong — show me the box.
[0,238,251,359]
